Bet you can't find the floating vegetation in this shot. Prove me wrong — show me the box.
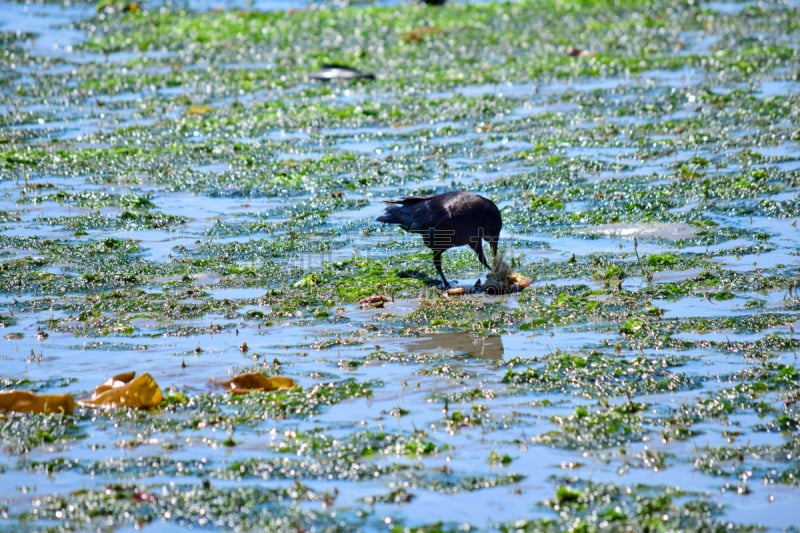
[497,478,763,532]
[0,0,798,529]
[502,352,702,398]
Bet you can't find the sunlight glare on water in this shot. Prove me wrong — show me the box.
[1,0,799,530]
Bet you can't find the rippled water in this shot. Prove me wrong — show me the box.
[1,0,799,530]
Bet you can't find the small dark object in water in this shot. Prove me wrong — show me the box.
[566,46,595,57]
[309,63,375,82]
[358,294,392,309]
[376,191,502,288]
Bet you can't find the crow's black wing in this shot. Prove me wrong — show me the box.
[376,195,451,232]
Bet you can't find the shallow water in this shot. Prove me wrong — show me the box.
[1,0,800,531]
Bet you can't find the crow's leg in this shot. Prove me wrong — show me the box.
[433,249,451,288]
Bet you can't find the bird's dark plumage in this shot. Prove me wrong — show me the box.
[376,191,502,288]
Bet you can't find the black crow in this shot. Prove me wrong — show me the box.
[376,191,502,288]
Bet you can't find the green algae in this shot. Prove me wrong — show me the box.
[1,0,799,530]
[273,428,444,460]
[497,478,763,532]
[18,190,156,210]
[0,413,87,455]
[14,481,359,532]
[535,403,647,450]
[694,435,800,487]
[41,209,188,232]
[502,352,701,398]
[400,296,517,335]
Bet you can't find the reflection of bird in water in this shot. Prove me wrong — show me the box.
[377,191,502,288]
[404,332,504,361]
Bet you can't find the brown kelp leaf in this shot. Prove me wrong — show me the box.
[0,390,75,415]
[401,26,444,43]
[358,294,392,309]
[80,371,164,409]
[217,373,298,394]
[92,370,136,395]
[444,287,466,296]
[186,104,213,115]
